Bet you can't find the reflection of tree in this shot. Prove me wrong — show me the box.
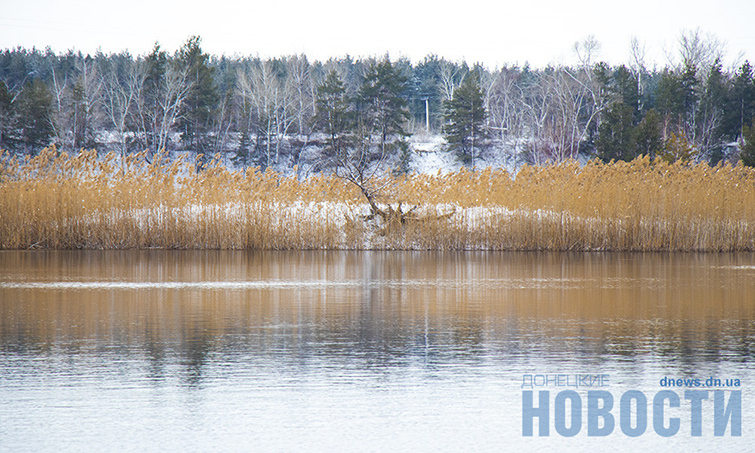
[145,334,167,383]
[1,251,755,376]
[183,326,212,387]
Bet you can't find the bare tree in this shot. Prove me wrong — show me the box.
[236,59,296,168]
[49,59,103,150]
[158,61,192,155]
[285,54,315,137]
[101,57,146,163]
[438,59,466,102]
[629,36,647,111]
[678,28,725,78]
[487,67,524,142]
[519,71,556,165]
[573,35,601,69]
[284,55,317,169]
[673,29,726,152]
[530,67,604,163]
[515,62,604,164]
[133,54,192,158]
[71,58,103,149]
[49,66,67,146]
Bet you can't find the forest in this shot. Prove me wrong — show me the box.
[2,31,755,175]
[3,32,755,251]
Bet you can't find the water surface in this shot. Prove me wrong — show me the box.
[1,251,753,451]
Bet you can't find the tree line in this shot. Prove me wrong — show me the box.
[2,31,755,171]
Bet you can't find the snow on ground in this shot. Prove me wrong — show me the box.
[408,135,461,175]
[103,200,525,249]
[408,134,528,175]
[147,133,530,178]
[83,129,618,179]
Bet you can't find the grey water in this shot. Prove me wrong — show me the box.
[1,251,753,452]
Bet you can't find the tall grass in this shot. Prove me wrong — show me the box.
[2,149,754,251]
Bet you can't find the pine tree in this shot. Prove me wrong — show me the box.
[232,128,253,169]
[612,65,640,118]
[357,56,410,159]
[177,36,218,164]
[69,79,94,149]
[141,43,168,155]
[659,132,695,163]
[632,109,664,159]
[721,61,755,141]
[740,118,755,167]
[595,102,636,162]
[412,55,444,132]
[680,63,700,122]
[312,70,353,160]
[655,69,684,139]
[443,75,487,167]
[17,78,54,153]
[698,60,728,159]
[0,80,13,147]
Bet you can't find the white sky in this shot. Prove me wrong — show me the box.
[1,0,754,69]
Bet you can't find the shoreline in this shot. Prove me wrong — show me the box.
[3,150,755,252]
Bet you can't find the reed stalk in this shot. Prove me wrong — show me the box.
[2,149,754,251]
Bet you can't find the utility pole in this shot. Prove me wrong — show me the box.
[424,98,429,132]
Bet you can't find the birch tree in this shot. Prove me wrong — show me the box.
[285,54,315,138]
[487,66,524,142]
[69,58,102,149]
[438,59,466,102]
[133,44,192,158]
[101,55,145,163]
[237,59,296,168]
[49,66,67,146]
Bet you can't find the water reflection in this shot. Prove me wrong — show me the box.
[2,251,754,381]
[1,251,754,450]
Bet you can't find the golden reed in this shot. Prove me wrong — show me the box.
[1,148,754,251]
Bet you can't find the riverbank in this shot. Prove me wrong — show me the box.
[2,149,754,251]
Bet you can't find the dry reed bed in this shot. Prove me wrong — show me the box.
[1,148,754,251]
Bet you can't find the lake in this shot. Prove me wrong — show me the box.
[1,251,753,451]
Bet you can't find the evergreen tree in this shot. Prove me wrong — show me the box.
[69,77,97,150]
[357,56,410,158]
[232,89,255,169]
[612,65,641,118]
[740,118,755,167]
[443,75,487,167]
[17,78,54,153]
[658,132,695,163]
[312,70,353,160]
[698,60,728,158]
[595,102,636,162]
[680,63,700,120]
[232,126,253,169]
[721,61,755,141]
[655,69,684,138]
[632,109,664,159]
[0,80,13,147]
[412,54,444,132]
[141,43,168,155]
[177,36,218,163]
[0,49,34,93]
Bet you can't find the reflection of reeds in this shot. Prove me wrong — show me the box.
[2,149,755,251]
[2,251,754,354]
